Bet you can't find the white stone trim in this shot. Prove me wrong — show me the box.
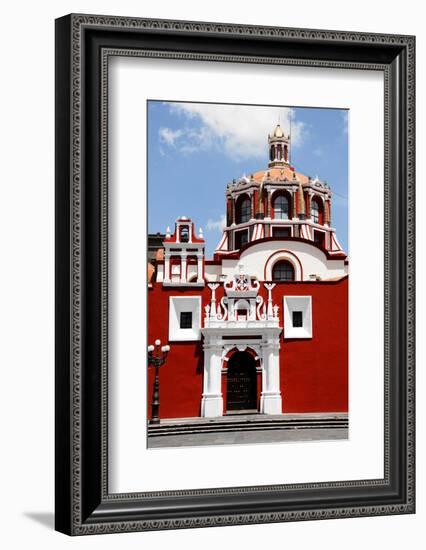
[164,242,204,251]
[168,296,202,342]
[283,296,313,339]
[163,281,204,288]
[175,219,193,243]
[264,250,302,281]
[200,326,282,417]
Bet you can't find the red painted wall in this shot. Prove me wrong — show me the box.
[147,286,209,419]
[147,277,348,419]
[274,279,348,413]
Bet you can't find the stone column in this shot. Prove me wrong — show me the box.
[260,332,282,414]
[180,252,187,284]
[325,198,331,226]
[196,252,204,284]
[201,339,224,417]
[291,188,297,219]
[163,252,171,283]
[306,191,313,219]
[266,191,272,219]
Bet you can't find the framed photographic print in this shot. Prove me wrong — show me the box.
[145,100,349,450]
[55,14,415,535]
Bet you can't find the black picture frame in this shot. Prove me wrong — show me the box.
[55,14,415,535]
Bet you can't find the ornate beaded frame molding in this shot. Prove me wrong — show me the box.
[55,13,415,536]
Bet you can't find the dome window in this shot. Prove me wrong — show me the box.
[311,197,323,224]
[272,260,295,282]
[236,196,251,224]
[273,194,290,219]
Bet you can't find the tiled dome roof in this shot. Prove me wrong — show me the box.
[251,166,310,185]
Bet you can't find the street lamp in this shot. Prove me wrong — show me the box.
[147,339,170,424]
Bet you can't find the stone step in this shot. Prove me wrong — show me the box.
[148,425,348,437]
[148,417,348,437]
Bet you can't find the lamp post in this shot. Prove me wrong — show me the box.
[147,339,170,424]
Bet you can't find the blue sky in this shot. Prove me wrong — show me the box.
[148,101,348,256]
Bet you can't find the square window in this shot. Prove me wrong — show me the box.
[272,227,291,238]
[283,296,312,339]
[234,229,249,250]
[180,311,193,329]
[292,311,303,327]
[313,230,325,248]
[169,297,201,342]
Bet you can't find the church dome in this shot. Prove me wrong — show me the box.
[251,166,309,185]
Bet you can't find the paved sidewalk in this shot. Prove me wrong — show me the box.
[148,427,348,448]
[147,413,348,449]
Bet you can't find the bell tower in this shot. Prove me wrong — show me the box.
[161,216,205,287]
[268,124,290,167]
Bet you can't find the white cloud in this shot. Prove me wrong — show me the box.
[158,127,183,147]
[161,102,306,160]
[158,124,213,156]
[206,214,226,232]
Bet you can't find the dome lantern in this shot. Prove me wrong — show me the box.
[268,124,290,168]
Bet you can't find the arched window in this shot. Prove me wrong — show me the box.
[273,194,290,219]
[272,260,295,282]
[311,198,321,224]
[236,196,251,224]
[180,226,189,242]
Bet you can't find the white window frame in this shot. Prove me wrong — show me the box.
[168,296,202,341]
[283,296,313,339]
[311,199,320,223]
[273,194,289,219]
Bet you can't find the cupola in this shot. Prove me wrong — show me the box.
[268,124,290,168]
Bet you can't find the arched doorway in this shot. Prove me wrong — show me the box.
[226,351,257,412]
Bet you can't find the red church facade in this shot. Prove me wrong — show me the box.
[148,125,348,421]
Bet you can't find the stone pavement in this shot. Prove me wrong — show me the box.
[147,412,348,449]
[148,427,348,448]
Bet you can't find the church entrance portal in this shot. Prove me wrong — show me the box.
[226,351,257,412]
